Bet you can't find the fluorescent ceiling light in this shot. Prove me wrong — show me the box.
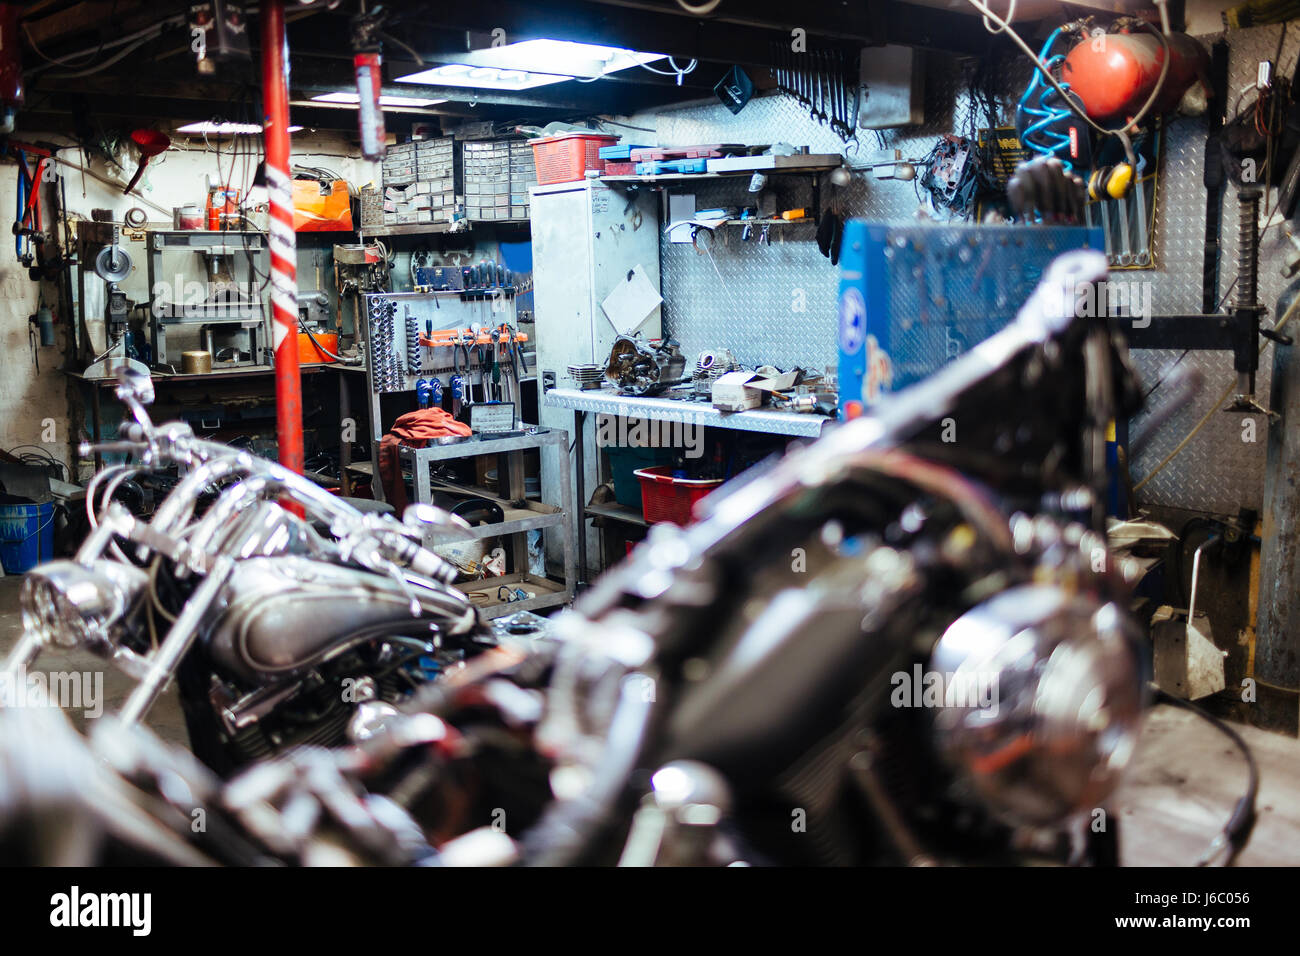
[177,121,303,135]
[395,39,666,90]
[310,92,446,108]
[394,64,569,91]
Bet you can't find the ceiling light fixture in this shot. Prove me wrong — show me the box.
[394,39,667,90]
[176,121,303,135]
[310,92,445,108]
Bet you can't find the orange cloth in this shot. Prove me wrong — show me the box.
[378,408,472,510]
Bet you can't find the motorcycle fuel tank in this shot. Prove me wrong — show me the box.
[205,556,476,683]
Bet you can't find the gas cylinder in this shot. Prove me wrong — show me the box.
[1062,31,1209,123]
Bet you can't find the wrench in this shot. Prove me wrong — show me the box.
[1098,200,1115,265]
[815,51,827,122]
[811,51,822,121]
[835,51,848,136]
[1115,194,1133,266]
[1132,159,1150,266]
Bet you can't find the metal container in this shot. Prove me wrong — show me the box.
[182,350,213,374]
[173,205,204,230]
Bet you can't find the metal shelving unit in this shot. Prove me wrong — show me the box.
[398,428,576,618]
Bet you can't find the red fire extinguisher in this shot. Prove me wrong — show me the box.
[0,4,24,133]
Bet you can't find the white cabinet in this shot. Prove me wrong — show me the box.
[530,179,661,576]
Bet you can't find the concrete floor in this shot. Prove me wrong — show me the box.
[0,573,1297,864]
[0,576,186,744]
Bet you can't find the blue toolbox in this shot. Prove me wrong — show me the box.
[835,222,1105,419]
[634,157,709,176]
[598,143,649,161]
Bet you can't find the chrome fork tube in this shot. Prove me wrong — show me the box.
[118,555,234,725]
[2,632,42,678]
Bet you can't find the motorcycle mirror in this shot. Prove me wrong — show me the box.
[115,366,155,407]
[402,502,472,534]
[114,366,157,436]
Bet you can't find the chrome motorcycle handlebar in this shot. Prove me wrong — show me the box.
[80,422,467,585]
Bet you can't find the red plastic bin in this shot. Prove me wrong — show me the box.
[634,466,723,526]
[530,132,618,184]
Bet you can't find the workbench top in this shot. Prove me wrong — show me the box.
[545,387,830,438]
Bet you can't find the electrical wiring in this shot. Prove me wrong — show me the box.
[1131,378,1235,492]
[674,0,722,13]
[637,57,698,85]
[1152,687,1258,867]
[980,0,1016,35]
[21,1,178,74]
[47,152,173,216]
[4,446,68,481]
[1142,276,1242,402]
[379,30,424,66]
[45,32,160,79]
[298,317,353,363]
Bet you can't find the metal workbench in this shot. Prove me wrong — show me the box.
[399,427,576,618]
[545,386,831,586]
[544,387,830,438]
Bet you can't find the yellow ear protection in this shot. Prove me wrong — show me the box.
[1088,163,1134,201]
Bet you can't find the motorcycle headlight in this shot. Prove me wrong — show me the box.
[928,585,1144,827]
[19,560,147,651]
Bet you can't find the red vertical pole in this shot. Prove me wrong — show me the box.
[261,0,303,476]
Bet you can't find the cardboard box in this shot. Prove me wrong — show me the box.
[710,370,800,412]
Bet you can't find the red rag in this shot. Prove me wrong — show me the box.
[378,407,473,511]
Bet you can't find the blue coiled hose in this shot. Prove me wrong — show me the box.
[1018,29,1078,171]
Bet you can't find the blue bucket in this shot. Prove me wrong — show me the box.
[0,501,56,574]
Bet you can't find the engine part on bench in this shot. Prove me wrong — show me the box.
[603,335,687,396]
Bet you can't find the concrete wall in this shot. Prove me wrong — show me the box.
[0,131,375,478]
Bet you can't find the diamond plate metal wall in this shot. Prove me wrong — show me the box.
[1128,24,1300,516]
[620,28,1291,516]
[636,52,1011,374]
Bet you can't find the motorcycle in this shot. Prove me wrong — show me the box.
[2,247,1220,867]
[3,371,497,774]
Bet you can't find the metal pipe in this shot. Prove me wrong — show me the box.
[1186,536,1218,626]
[261,0,305,479]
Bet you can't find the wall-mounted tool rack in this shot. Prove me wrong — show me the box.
[359,286,572,618]
[360,287,526,492]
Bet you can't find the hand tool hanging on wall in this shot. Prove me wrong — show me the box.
[404,305,420,374]
[769,42,860,142]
